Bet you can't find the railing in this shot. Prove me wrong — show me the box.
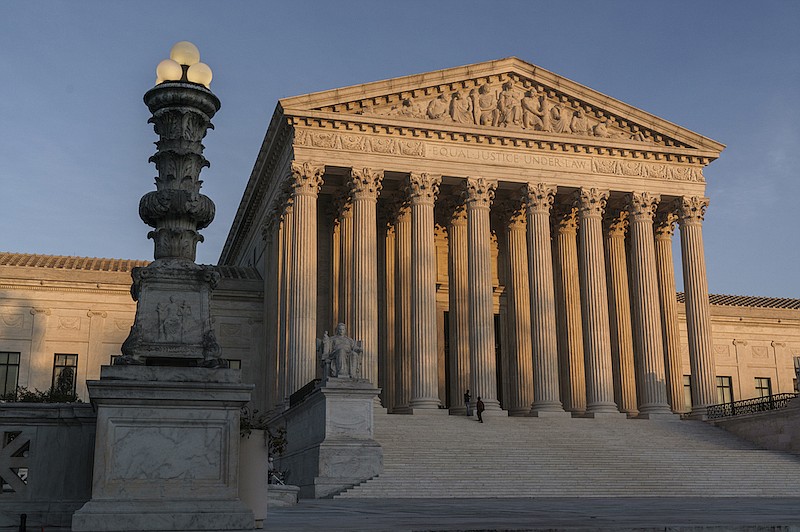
[706,393,798,419]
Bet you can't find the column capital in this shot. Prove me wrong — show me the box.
[441,196,467,227]
[604,208,628,237]
[289,161,325,197]
[552,204,579,234]
[494,199,526,229]
[30,307,51,316]
[654,211,679,239]
[87,310,108,318]
[408,172,441,205]
[463,177,497,208]
[677,196,709,225]
[626,191,661,221]
[349,167,384,200]
[573,188,609,218]
[522,183,557,215]
[334,191,353,219]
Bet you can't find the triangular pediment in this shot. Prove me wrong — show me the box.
[280,57,724,155]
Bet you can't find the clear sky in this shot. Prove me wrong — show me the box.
[1,1,798,298]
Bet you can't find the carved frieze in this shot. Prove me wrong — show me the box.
[293,129,704,183]
[0,313,24,329]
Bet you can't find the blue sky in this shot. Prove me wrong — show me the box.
[1,1,798,297]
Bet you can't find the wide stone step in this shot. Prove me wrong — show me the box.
[335,414,800,499]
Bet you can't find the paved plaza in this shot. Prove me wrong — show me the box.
[266,497,800,531]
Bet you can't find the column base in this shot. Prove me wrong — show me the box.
[390,405,412,415]
[528,409,572,418]
[508,406,531,417]
[636,412,681,421]
[449,406,468,416]
[409,406,450,415]
[576,411,627,419]
[409,398,442,410]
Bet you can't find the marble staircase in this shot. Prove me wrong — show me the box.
[335,413,800,498]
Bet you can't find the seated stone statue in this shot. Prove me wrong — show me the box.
[317,323,363,381]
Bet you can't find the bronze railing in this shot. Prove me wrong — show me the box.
[706,393,798,419]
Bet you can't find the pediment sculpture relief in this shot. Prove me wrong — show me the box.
[353,79,653,144]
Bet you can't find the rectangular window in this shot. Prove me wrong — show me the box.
[755,377,772,398]
[683,375,693,412]
[228,359,241,370]
[0,352,20,398]
[52,354,78,394]
[716,376,733,404]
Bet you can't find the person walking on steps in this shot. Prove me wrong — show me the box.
[476,396,485,423]
[464,389,472,416]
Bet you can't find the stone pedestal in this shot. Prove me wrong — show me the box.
[271,378,382,499]
[72,366,255,531]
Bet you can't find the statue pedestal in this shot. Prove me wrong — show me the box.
[271,378,382,499]
[72,366,255,531]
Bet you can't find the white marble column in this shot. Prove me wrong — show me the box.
[575,188,619,415]
[379,219,397,411]
[654,211,685,413]
[277,201,293,404]
[286,161,324,396]
[408,172,442,410]
[500,202,534,416]
[604,209,638,415]
[446,200,471,415]
[337,195,354,328]
[349,168,383,390]
[523,183,566,415]
[678,196,717,416]
[465,177,501,412]
[552,205,586,414]
[394,203,412,410]
[262,210,281,410]
[627,192,673,417]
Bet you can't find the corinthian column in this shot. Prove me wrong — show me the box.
[499,202,534,416]
[336,194,354,328]
[552,205,586,414]
[575,188,620,415]
[655,211,685,413]
[394,203,412,411]
[523,183,565,415]
[277,200,293,404]
[286,161,324,395]
[465,177,502,412]
[348,168,383,391]
[408,173,442,410]
[627,192,673,417]
[446,199,470,415]
[603,209,637,416]
[678,196,717,417]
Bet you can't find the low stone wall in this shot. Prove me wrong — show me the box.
[0,403,96,528]
[712,399,800,454]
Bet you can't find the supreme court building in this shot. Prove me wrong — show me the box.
[3,58,800,416]
[219,57,728,419]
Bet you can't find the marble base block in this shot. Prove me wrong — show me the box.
[72,365,255,531]
[271,378,383,499]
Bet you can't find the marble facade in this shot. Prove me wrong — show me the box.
[220,57,729,418]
